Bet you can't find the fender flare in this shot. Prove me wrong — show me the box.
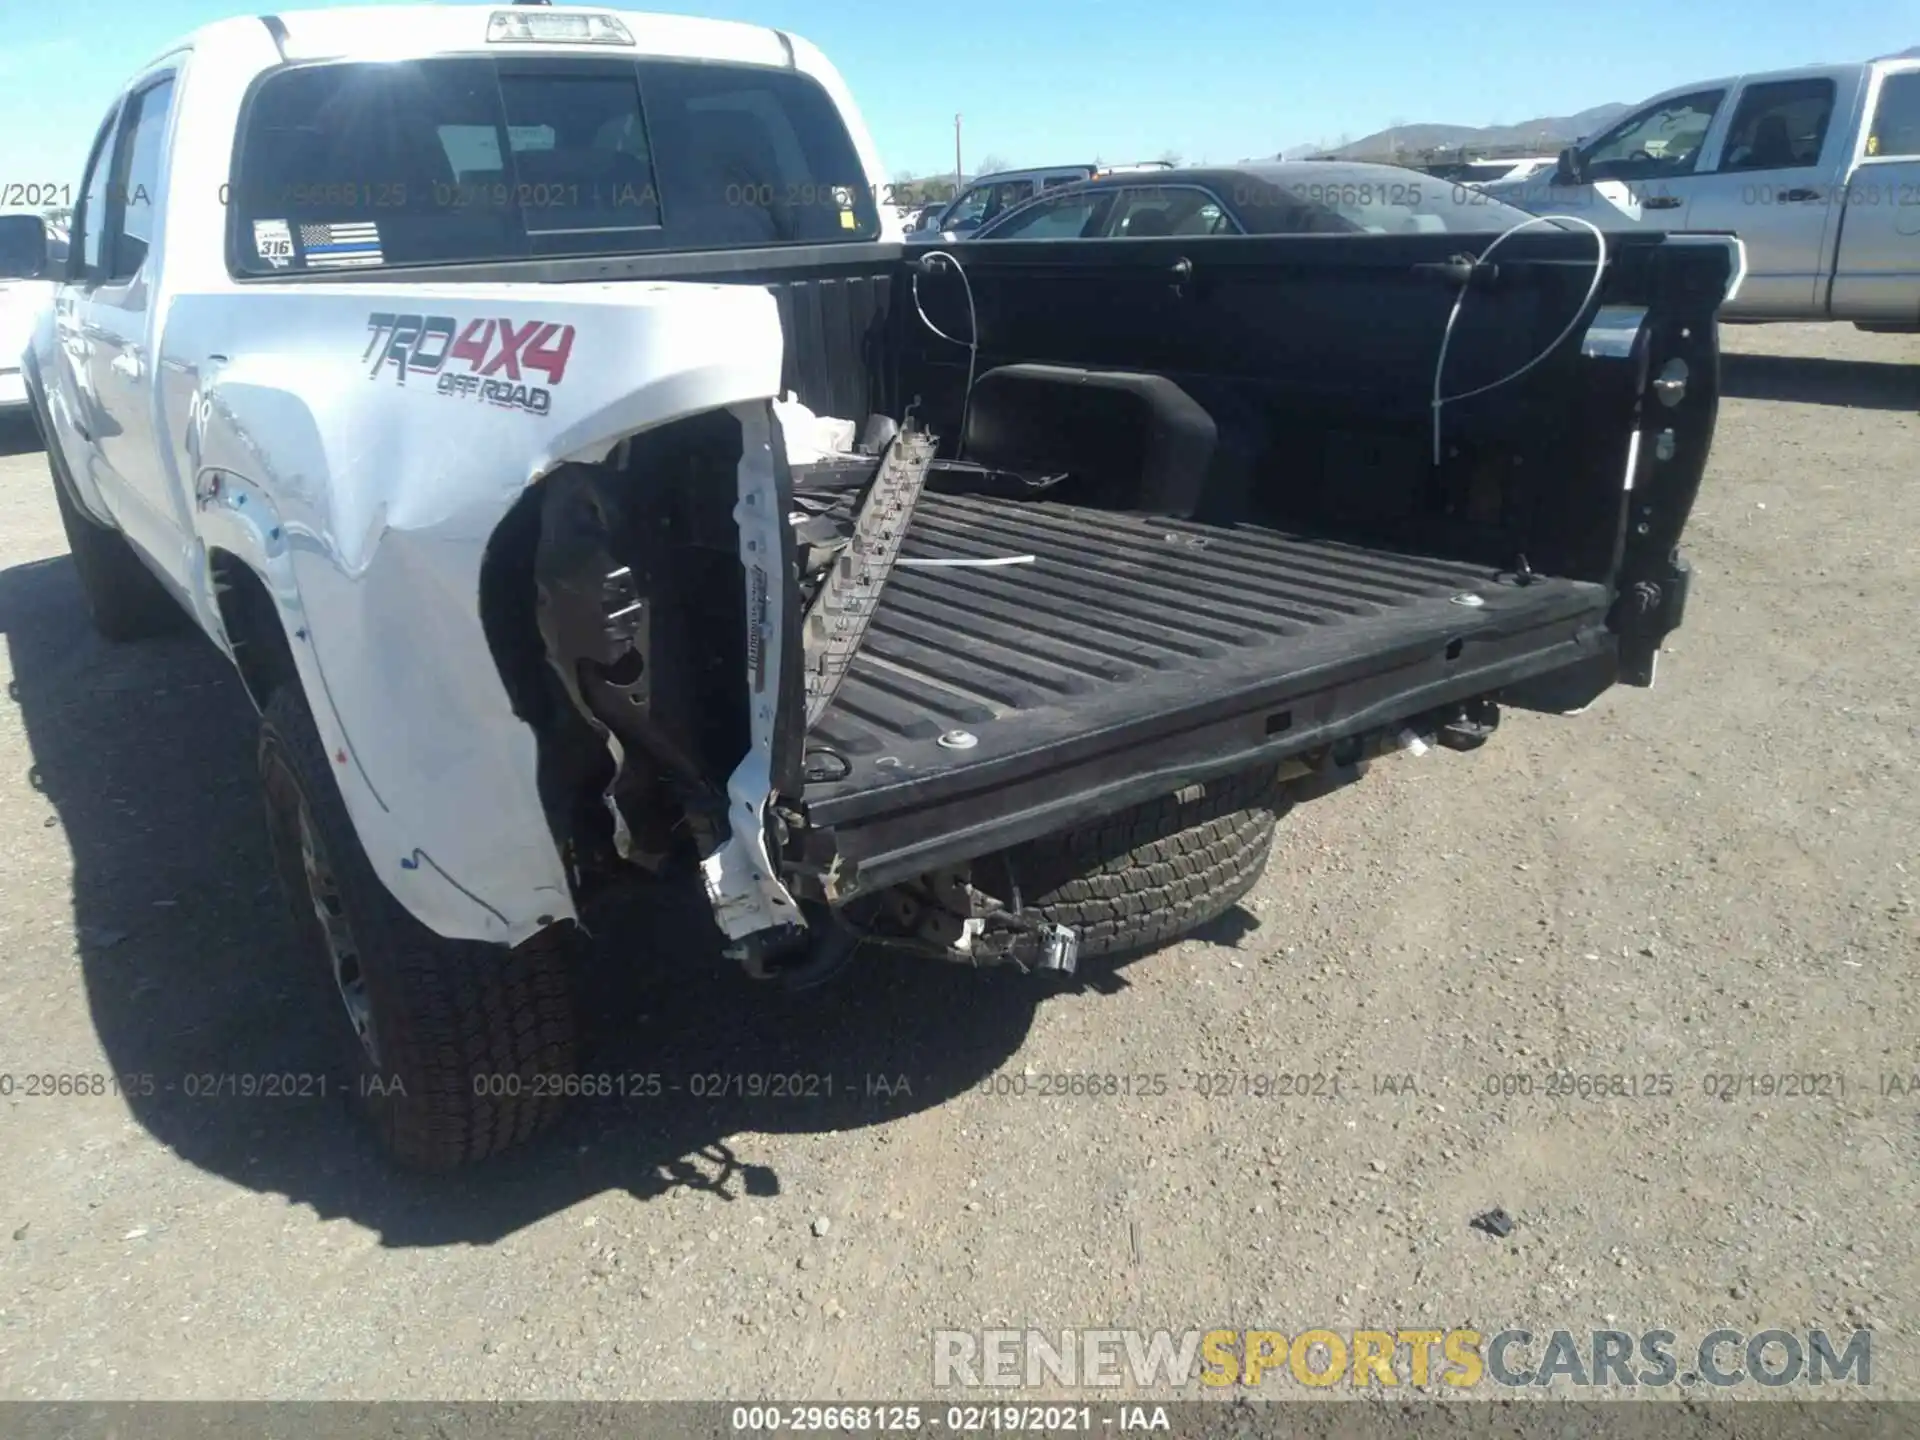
[192,467,543,938]
[192,467,383,797]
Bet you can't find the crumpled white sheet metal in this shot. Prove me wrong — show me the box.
[175,279,792,945]
[769,391,858,465]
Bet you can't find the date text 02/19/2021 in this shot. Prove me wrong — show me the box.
[728,1405,1170,1433]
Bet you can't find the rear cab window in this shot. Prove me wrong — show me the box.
[229,54,880,274]
[1867,70,1920,156]
[1716,78,1836,172]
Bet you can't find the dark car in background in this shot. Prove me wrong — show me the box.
[971,161,1544,238]
[906,161,1177,240]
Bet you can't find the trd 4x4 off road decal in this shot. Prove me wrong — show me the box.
[362,313,576,416]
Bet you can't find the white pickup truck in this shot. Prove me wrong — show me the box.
[1481,55,1920,326]
[1,210,61,417]
[26,3,1736,1168]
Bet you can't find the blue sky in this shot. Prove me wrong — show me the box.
[3,0,1916,190]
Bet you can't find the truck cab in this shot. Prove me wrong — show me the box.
[1485,57,1920,324]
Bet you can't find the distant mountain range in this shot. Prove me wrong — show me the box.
[1281,103,1633,161]
[1284,50,1920,161]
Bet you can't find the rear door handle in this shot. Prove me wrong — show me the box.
[110,353,141,381]
[1642,196,1684,210]
[1779,187,1820,202]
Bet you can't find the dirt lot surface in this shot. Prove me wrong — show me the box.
[0,322,1914,1405]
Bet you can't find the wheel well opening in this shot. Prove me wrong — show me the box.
[211,551,298,712]
[477,411,756,910]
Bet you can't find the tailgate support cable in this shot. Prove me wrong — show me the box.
[1429,213,1608,466]
[910,250,980,459]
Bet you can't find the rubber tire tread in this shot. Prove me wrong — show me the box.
[1006,764,1286,959]
[258,685,578,1171]
[49,448,180,642]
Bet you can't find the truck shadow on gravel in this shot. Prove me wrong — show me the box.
[0,552,1104,1248]
[1719,350,1920,411]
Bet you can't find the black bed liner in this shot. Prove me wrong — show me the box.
[797,494,1611,890]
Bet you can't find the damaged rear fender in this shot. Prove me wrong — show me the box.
[177,283,794,946]
[193,465,574,944]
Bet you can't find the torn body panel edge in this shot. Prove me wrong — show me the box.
[702,400,807,945]
[518,399,811,950]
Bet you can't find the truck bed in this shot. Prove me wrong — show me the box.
[798,493,1611,889]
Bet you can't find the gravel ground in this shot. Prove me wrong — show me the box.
[0,322,1914,1403]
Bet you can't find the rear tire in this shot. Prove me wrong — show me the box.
[1004,764,1287,959]
[258,685,579,1170]
[48,449,180,642]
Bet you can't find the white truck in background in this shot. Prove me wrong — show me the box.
[1482,55,1920,326]
[1,210,61,417]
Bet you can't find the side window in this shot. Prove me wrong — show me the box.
[983,191,1104,239]
[1102,186,1233,237]
[1040,174,1079,190]
[1583,90,1725,181]
[106,77,175,282]
[1104,187,1177,236]
[987,179,1035,219]
[1867,72,1920,157]
[1717,79,1835,172]
[73,105,123,277]
[942,184,993,228]
[1177,199,1236,236]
